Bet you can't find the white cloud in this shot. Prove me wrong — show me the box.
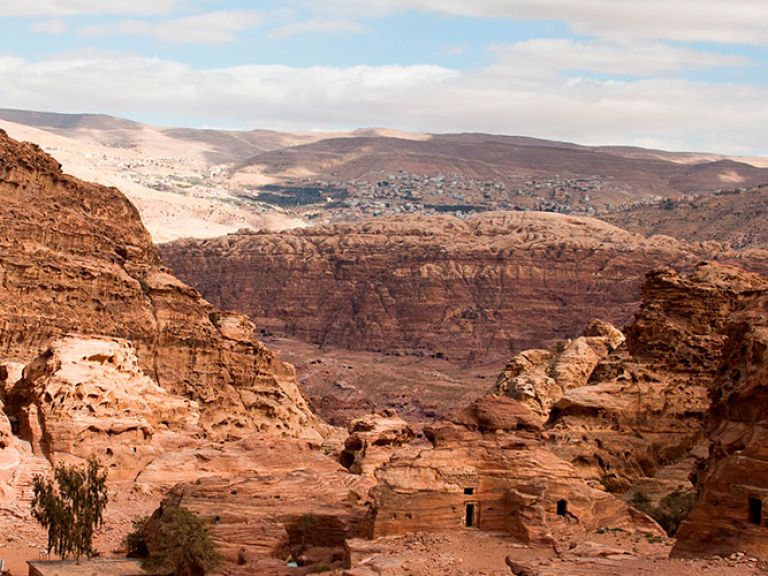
[0,52,766,155]
[311,0,768,45]
[267,20,367,40]
[78,11,261,45]
[0,0,177,17]
[490,39,752,77]
[32,19,69,35]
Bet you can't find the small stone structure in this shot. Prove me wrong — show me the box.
[28,559,147,576]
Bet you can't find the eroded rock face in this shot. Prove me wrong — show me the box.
[673,290,768,559]
[6,335,201,479]
[494,319,624,420]
[339,412,417,476]
[625,263,767,381]
[494,263,766,504]
[371,419,662,545]
[0,130,322,441]
[159,212,709,365]
[148,435,374,573]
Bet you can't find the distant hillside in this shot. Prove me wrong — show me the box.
[604,185,768,249]
[2,106,768,236]
[233,133,768,210]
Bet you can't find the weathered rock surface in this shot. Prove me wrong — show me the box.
[150,435,374,574]
[490,263,766,496]
[6,335,201,479]
[159,212,715,365]
[494,319,624,420]
[339,412,417,476]
[673,283,768,558]
[371,416,662,545]
[0,130,322,441]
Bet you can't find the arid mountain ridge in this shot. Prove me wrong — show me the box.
[606,184,768,249]
[2,107,768,243]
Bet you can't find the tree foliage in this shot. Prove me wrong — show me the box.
[631,489,696,536]
[124,515,150,558]
[140,506,220,576]
[31,456,109,560]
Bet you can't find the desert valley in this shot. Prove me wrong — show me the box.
[1,3,768,575]
[0,105,767,576]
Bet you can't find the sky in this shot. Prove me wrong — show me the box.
[0,1,767,154]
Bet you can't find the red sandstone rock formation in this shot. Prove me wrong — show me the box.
[0,130,322,441]
[495,319,625,420]
[493,263,767,507]
[158,212,768,367]
[371,408,662,545]
[339,412,417,476]
[150,436,375,573]
[673,280,768,558]
[5,335,202,480]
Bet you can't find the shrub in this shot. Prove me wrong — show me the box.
[630,489,696,536]
[141,506,220,576]
[124,515,150,558]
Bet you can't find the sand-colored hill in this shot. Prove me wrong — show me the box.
[3,107,767,238]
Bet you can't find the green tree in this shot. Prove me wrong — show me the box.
[31,456,109,560]
[142,507,220,576]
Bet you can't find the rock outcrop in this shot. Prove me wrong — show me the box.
[0,130,322,441]
[494,319,624,420]
[158,212,715,365]
[147,436,374,574]
[339,412,417,476]
[493,263,767,503]
[371,410,662,545]
[6,335,201,479]
[673,282,768,558]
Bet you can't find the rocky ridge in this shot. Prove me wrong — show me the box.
[605,185,768,250]
[158,211,768,366]
[0,129,321,441]
[489,262,768,564]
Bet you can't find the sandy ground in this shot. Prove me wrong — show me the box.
[268,336,501,426]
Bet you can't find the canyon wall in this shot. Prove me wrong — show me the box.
[159,212,723,365]
[0,130,322,440]
[673,284,768,558]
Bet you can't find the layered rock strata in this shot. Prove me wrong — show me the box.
[149,436,374,573]
[0,130,322,441]
[159,212,711,365]
[371,399,662,544]
[494,263,767,497]
[673,286,768,558]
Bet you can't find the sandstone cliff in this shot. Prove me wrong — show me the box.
[371,397,663,545]
[493,263,767,505]
[673,278,768,558]
[159,212,726,365]
[0,130,322,441]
